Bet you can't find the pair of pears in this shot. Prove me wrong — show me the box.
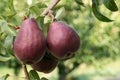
[14,17,80,73]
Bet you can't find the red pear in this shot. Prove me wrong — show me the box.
[47,21,80,59]
[31,54,58,73]
[14,18,46,64]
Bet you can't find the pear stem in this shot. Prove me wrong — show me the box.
[41,0,61,16]
[22,63,30,80]
[48,10,57,22]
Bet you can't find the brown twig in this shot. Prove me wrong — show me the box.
[8,23,20,30]
[41,0,61,16]
[22,15,28,21]
[14,25,20,30]
[22,63,30,80]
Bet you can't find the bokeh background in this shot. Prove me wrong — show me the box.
[0,0,120,80]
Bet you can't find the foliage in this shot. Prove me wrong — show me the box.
[0,74,9,80]
[0,0,120,80]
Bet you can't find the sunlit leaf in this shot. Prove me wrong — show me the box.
[103,0,118,11]
[92,0,113,22]
[0,56,11,62]
[29,70,40,80]
[55,7,65,20]
[0,74,9,80]
[44,15,51,24]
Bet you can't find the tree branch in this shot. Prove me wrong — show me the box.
[41,0,61,16]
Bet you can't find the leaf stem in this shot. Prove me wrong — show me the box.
[41,0,61,16]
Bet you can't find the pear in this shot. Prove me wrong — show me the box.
[14,18,46,64]
[47,21,80,59]
[31,54,58,73]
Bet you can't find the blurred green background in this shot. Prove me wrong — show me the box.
[0,0,120,80]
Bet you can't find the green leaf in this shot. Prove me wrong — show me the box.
[0,20,8,32]
[0,20,13,35]
[6,12,16,18]
[0,74,9,80]
[75,0,85,7]
[7,25,16,36]
[29,70,40,80]
[40,77,48,80]
[7,0,16,17]
[92,1,113,22]
[4,35,13,48]
[36,16,44,28]
[44,15,51,24]
[35,3,47,8]
[4,35,15,56]
[0,20,16,35]
[29,5,40,16]
[55,7,65,20]
[103,0,118,11]
[0,56,11,62]
[0,15,7,20]
[8,0,16,11]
